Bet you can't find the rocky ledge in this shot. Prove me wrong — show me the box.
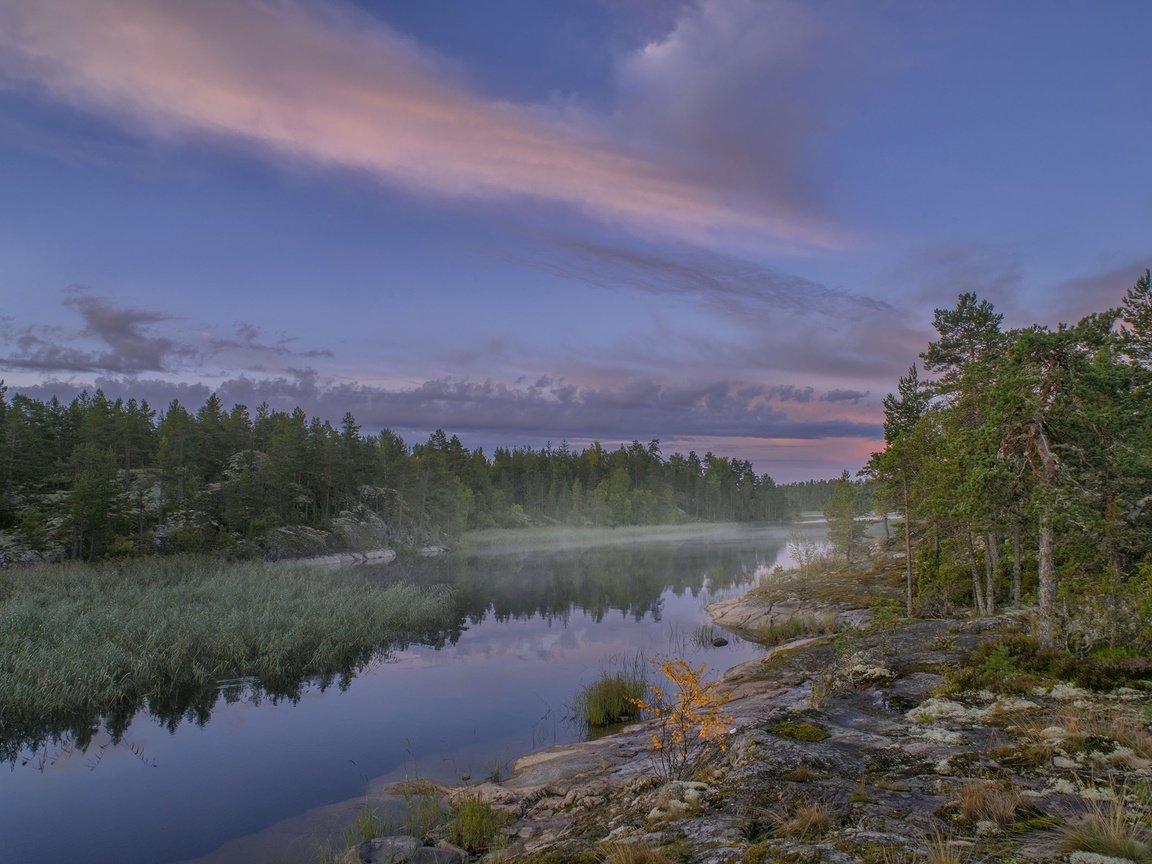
[340,578,1152,864]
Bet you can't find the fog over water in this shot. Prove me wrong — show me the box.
[1,523,823,864]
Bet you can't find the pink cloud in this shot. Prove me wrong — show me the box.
[0,0,847,250]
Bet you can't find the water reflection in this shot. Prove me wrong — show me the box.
[0,524,815,864]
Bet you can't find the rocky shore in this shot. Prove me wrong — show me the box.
[336,560,1152,864]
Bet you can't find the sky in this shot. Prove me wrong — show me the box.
[0,0,1149,482]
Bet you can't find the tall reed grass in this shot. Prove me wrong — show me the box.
[572,657,647,729]
[0,555,455,760]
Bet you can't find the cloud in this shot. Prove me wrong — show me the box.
[1,291,184,374]
[0,292,333,377]
[0,0,849,249]
[820,388,869,402]
[537,238,892,319]
[14,374,881,449]
[1051,260,1152,324]
[613,0,884,218]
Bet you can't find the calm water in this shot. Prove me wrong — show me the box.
[0,523,821,864]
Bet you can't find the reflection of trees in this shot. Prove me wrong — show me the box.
[2,626,459,767]
[380,535,786,627]
[4,534,783,766]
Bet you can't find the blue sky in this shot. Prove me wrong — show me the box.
[1,0,1149,481]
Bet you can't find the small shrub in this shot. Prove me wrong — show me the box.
[867,597,904,631]
[631,658,734,781]
[447,794,505,854]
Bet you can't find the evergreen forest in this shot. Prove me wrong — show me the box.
[866,271,1152,651]
[0,386,845,561]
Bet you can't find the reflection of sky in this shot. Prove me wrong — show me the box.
[0,525,820,864]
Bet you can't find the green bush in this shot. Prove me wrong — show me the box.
[949,636,1152,694]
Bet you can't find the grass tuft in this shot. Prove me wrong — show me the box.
[1058,803,1152,863]
[573,660,647,729]
[601,841,673,864]
[769,801,832,840]
[955,781,1022,824]
[447,793,506,854]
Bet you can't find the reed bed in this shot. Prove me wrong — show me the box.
[0,555,455,759]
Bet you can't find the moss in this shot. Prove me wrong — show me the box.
[768,719,829,741]
[781,765,825,782]
[849,787,878,804]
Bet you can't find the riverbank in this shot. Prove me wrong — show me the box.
[328,555,1152,864]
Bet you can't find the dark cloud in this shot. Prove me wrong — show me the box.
[208,322,336,361]
[821,388,869,403]
[0,294,336,377]
[536,238,892,319]
[15,374,881,447]
[0,291,186,374]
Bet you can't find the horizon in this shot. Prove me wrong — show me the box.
[2,0,1150,484]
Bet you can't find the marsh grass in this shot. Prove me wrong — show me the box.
[572,658,647,728]
[0,555,455,759]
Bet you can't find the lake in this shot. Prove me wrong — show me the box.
[0,522,822,864]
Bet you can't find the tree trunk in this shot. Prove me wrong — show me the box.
[984,532,999,615]
[1037,513,1055,648]
[967,532,986,615]
[902,474,914,616]
[1011,522,1022,607]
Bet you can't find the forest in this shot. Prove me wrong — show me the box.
[866,270,1152,652]
[0,383,846,562]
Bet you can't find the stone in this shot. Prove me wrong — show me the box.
[410,848,463,864]
[355,835,422,863]
[1067,853,1140,864]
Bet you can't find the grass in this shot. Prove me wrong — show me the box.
[925,831,965,864]
[572,659,647,728]
[447,793,506,854]
[954,781,1022,824]
[769,801,832,840]
[1059,803,1152,863]
[388,778,449,840]
[602,841,673,864]
[0,554,455,760]
[756,612,838,647]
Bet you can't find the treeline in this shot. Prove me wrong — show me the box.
[866,271,1152,652]
[0,388,833,560]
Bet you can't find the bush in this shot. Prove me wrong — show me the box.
[632,658,733,780]
[949,635,1152,694]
